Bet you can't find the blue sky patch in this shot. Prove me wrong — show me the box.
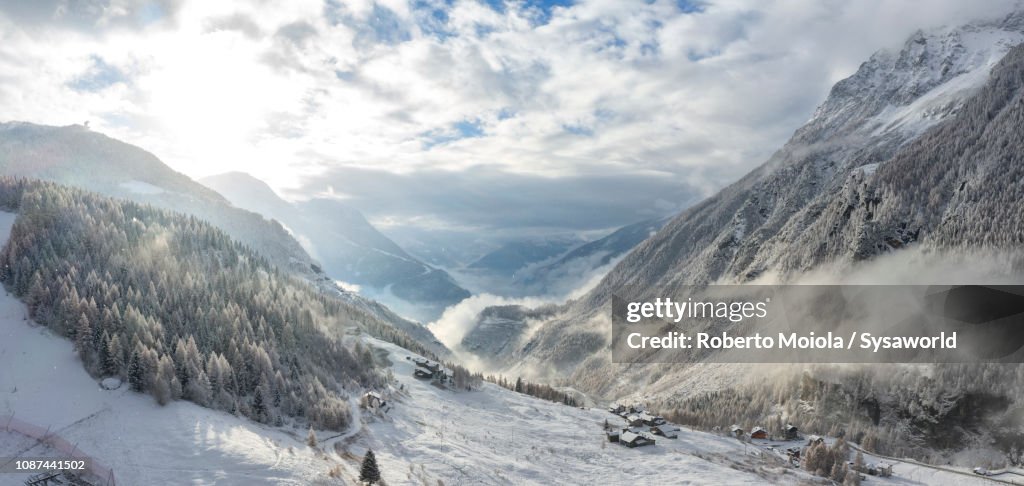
[422,119,486,149]
[562,124,593,136]
[68,56,126,92]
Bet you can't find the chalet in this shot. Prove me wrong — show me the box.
[750,426,768,440]
[625,414,644,427]
[806,435,824,446]
[651,424,680,439]
[414,365,434,378]
[411,357,442,372]
[608,403,626,415]
[730,425,744,438]
[784,424,799,440]
[362,391,386,409]
[638,411,666,426]
[606,429,621,443]
[619,430,655,448]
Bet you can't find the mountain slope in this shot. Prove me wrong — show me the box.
[200,172,470,322]
[0,123,319,278]
[518,217,668,296]
[499,13,1024,380]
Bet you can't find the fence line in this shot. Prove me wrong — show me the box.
[2,414,116,485]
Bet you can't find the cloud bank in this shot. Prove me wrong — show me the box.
[0,0,1019,233]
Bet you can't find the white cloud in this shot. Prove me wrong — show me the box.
[0,0,1019,225]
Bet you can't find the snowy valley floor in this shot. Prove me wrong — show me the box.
[0,208,1012,486]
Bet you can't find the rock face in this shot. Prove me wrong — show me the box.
[489,11,1024,384]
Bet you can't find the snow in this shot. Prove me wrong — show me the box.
[117,180,166,195]
[355,337,801,485]
[0,210,1001,485]
[99,377,121,390]
[869,27,1024,137]
[0,212,343,485]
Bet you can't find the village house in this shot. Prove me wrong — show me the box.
[638,411,666,426]
[806,435,824,446]
[784,423,799,440]
[619,430,656,448]
[608,403,626,415]
[650,424,680,439]
[408,356,450,381]
[730,425,744,438]
[625,413,644,427]
[361,391,386,409]
[867,462,894,477]
[606,429,621,443]
[750,426,768,440]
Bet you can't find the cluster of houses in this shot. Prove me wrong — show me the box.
[605,403,682,448]
[407,356,452,382]
[728,423,800,441]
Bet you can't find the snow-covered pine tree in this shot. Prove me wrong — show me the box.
[359,449,381,484]
[128,349,144,392]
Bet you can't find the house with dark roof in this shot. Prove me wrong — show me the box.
[784,424,799,440]
[651,424,680,439]
[619,430,655,448]
[638,411,666,426]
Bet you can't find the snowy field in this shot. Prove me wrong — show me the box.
[0,210,1006,485]
[353,338,796,485]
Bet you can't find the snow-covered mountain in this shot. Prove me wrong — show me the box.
[0,125,449,355]
[201,172,470,323]
[517,218,668,296]
[492,11,1024,377]
[0,122,319,279]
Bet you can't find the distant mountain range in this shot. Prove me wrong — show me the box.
[200,172,470,322]
[451,220,667,298]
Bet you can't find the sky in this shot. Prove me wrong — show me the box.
[0,0,1019,236]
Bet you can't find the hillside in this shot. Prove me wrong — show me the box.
[0,178,446,431]
[201,172,470,322]
[0,123,319,279]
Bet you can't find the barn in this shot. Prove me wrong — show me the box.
[750,426,768,439]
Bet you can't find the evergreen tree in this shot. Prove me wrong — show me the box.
[306,426,317,447]
[128,349,144,392]
[252,386,266,422]
[74,313,91,359]
[359,449,381,485]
